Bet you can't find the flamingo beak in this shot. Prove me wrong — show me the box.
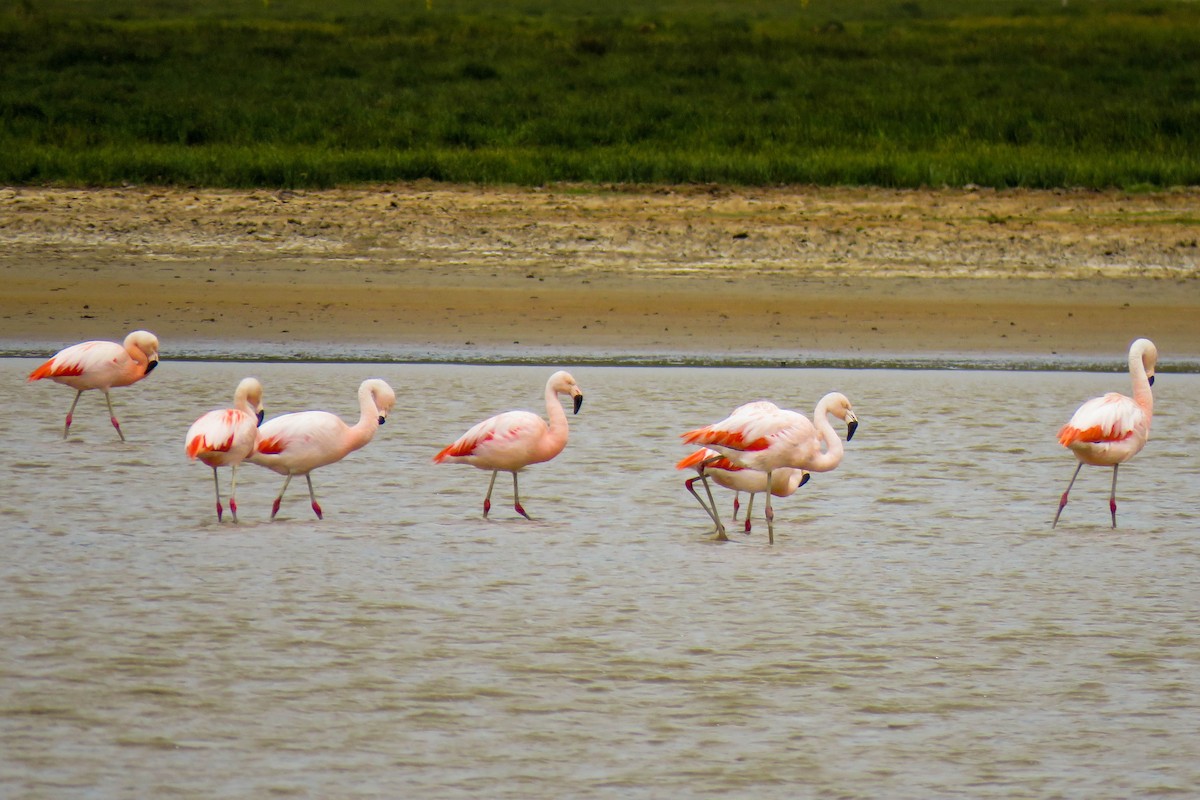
[377,415,387,425]
[256,409,265,426]
[1149,375,1155,387]
[573,394,583,414]
[845,415,859,441]
[799,472,811,488]
[144,358,159,375]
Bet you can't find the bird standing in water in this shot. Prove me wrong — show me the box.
[1053,338,1157,528]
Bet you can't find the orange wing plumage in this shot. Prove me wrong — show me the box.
[1058,393,1144,447]
[675,448,746,472]
[27,342,108,382]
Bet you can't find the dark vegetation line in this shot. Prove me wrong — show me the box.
[1,0,1198,189]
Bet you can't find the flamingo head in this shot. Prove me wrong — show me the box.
[126,330,160,374]
[363,379,397,425]
[235,377,266,426]
[822,392,858,441]
[1131,338,1157,387]
[550,370,584,414]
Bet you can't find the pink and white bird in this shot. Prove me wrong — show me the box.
[681,393,858,544]
[1053,337,1157,528]
[248,378,396,520]
[27,330,160,440]
[433,370,583,519]
[185,377,266,523]
[676,447,809,540]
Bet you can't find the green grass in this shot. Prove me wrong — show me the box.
[1,0,1198,188]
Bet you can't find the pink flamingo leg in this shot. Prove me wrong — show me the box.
[1109,464,1119,528]
[764,470,775,545]
[512,472,531,519]
[229,464,240,523]
[103,390,125,442]
[483,470,498,518]
[306,474,323,519]
[211,467,224,522]
[743,493,754,533]
[1053,463,1084,528]
[732,492,741,521]
[63,390,83,439]
[684,475,727,539]
[271,473,293,520]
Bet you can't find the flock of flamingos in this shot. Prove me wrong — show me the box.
[27,331,1159,540]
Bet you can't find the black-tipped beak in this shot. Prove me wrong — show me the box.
[377,415,386,425]
[256,409,265,426]
[1149,375,1155,387]
[144,359,159,375]
[799,472,811,488]
[573,394,583,415]
[846,419,858,441]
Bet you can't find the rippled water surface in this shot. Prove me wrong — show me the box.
[3,359,1199,798]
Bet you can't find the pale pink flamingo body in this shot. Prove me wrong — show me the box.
[681,393,858,543]
[434,370,583,519]
[248,378,396,520]
[185,377,265,522]
[1053,338,1157,528]
[27,330,160,440]
[676,447,809,539]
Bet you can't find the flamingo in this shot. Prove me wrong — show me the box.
[681,393,858,544]
[27,330,160,441]
[248,378,396,520]
[1053,337,1157,529]
[185,377,266,523]
[433,370,583,519]
[676,447,810,540]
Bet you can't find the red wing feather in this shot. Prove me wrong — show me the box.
[680,426,769,452]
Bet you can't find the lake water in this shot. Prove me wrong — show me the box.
[3,358,1198,798]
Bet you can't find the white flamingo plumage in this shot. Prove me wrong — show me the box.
[681,393,858,544]
[27,330,160,440]
[1053,338,1157,528]
[248,378,396,520]
[433,370,583,519]
[185,377,266,523]
[676,447,809,540]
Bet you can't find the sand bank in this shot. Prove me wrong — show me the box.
[2,184,1197,365]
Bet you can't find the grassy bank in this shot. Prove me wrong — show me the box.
[1,0,1198,189]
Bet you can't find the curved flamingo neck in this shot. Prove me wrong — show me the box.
[1129,344,1154,417]
[348,385,383,450]
[536,381,570,462]
[805,398,846,473]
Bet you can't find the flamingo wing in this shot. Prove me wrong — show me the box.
[252,411,348,472]
[681,402,783,452]
[28,341,121,383]
[186,409,258,461]
[1058,393,1146,446]
[434,410,545,465]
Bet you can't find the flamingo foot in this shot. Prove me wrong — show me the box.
[271,497,282,519]
[311,501,323,520]
[216,501,224,522]
[514,502,531,520]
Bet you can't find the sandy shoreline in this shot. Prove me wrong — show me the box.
[2,183,1198,366]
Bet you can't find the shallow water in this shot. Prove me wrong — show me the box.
[3,359,1199,798]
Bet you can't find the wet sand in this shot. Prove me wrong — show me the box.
[2,183,1198,363]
